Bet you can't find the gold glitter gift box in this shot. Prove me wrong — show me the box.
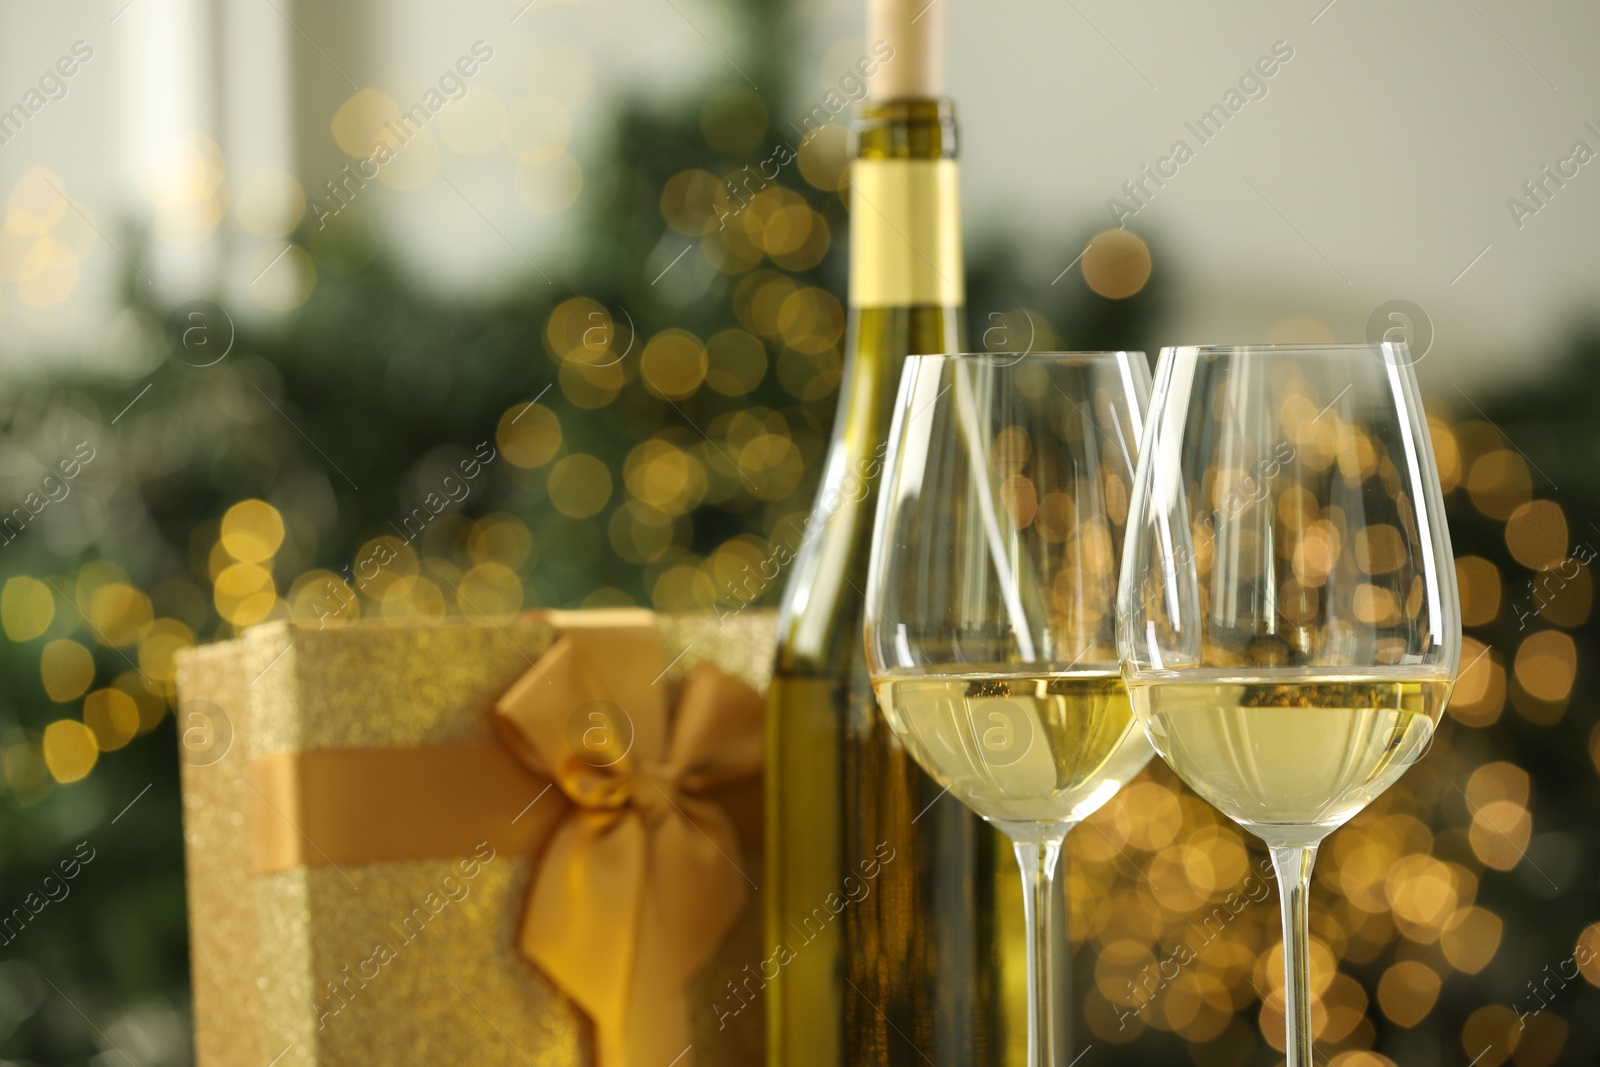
[174,610,774,1067]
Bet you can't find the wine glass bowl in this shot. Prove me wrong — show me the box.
[864,350,1153,1067]
[1116,341,1462,1065]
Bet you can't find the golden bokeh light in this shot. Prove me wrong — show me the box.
[377,129,441,191]
[40,639,95,702]
[625,439,706,515]
[114,671,168,735]
[234,169,306,238]
[1429,416,1463,492]
[1450,638,1505,727]
[608,501,677,564]
[141,134,228,246]
[83,688,140,752]
[1465,761,1530,809]
[87,582,153,647]
[455,562,523,616]
[42,719,97,784]
[737,271,794,337]
[1468,799,1532,871]
[1440,906,1503,974]
[703,202,764,274]
[221,499,286,562]
[660,170,728,236]
[331,89,401,157]
[214,562,277,627]
[740,188,809,257]
[1082,229,1152,299]
[1354,524,1405,575]
[704,330,767,396]
[497,402,563,468]
[1462,1005,1522,1067]
[351,535,418,601]
[735,433,803,502]
[1512,1013,1568,1067]
[547,454,613,518]
[1514,630,1576,703]
[1504,500,1567,571]
[1386,853,1458,941]
[2,575,55,640]
[328,89,443,189]
[380,575,447,620]
[1578,924,1600,988]
[641,329,709,399]
[1376,960,1441,1026]
[545,296,613,361]
[777,286,844,354]
[1540,564,1592,627]
[1456,556,1502,627]
[770,209,831,273]
[153,194,227,248]
[2,730,50,802]
[17,235,78,307]
[1467,450,1533,520]
[797,124,849,191]
[248,244,317,312]
[468,515,536,570]
[1119,781,1184,851]
[651,561,716,611]
[1330,1054,1396,1067]
[1352,584,1401,627]
[139,618,196,687]
[559,358,623,409]
[7,166,69,235]
[288,570,361,625]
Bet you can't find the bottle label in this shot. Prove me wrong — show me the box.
[848,158,964,309]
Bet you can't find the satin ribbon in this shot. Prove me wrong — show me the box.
[249,610,764,1067]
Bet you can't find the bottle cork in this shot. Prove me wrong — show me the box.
[867,0,945,99]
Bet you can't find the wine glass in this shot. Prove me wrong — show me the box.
[1116,342,1461,1065]
[864,351,1155,1067]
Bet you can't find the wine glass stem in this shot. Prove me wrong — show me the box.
[1270,844,1320,1067]
[1013,836,1064,1067]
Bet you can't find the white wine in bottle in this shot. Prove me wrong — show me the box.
[764,5,1030,1064]
[1127,671,1452,843]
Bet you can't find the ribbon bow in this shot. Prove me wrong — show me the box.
[494,610,764,1067]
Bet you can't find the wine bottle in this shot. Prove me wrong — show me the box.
[765,4,1021,1063]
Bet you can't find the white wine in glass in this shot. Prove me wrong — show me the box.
[1117,343,1461,1065]
[874,671,1144,827]
[1130,671,1451,837]
[866,351,1155,1067]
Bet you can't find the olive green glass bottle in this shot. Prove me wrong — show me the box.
[765,97,1022,1067]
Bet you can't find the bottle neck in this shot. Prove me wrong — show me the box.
[848,99,964,312]
[837,97,965,453]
